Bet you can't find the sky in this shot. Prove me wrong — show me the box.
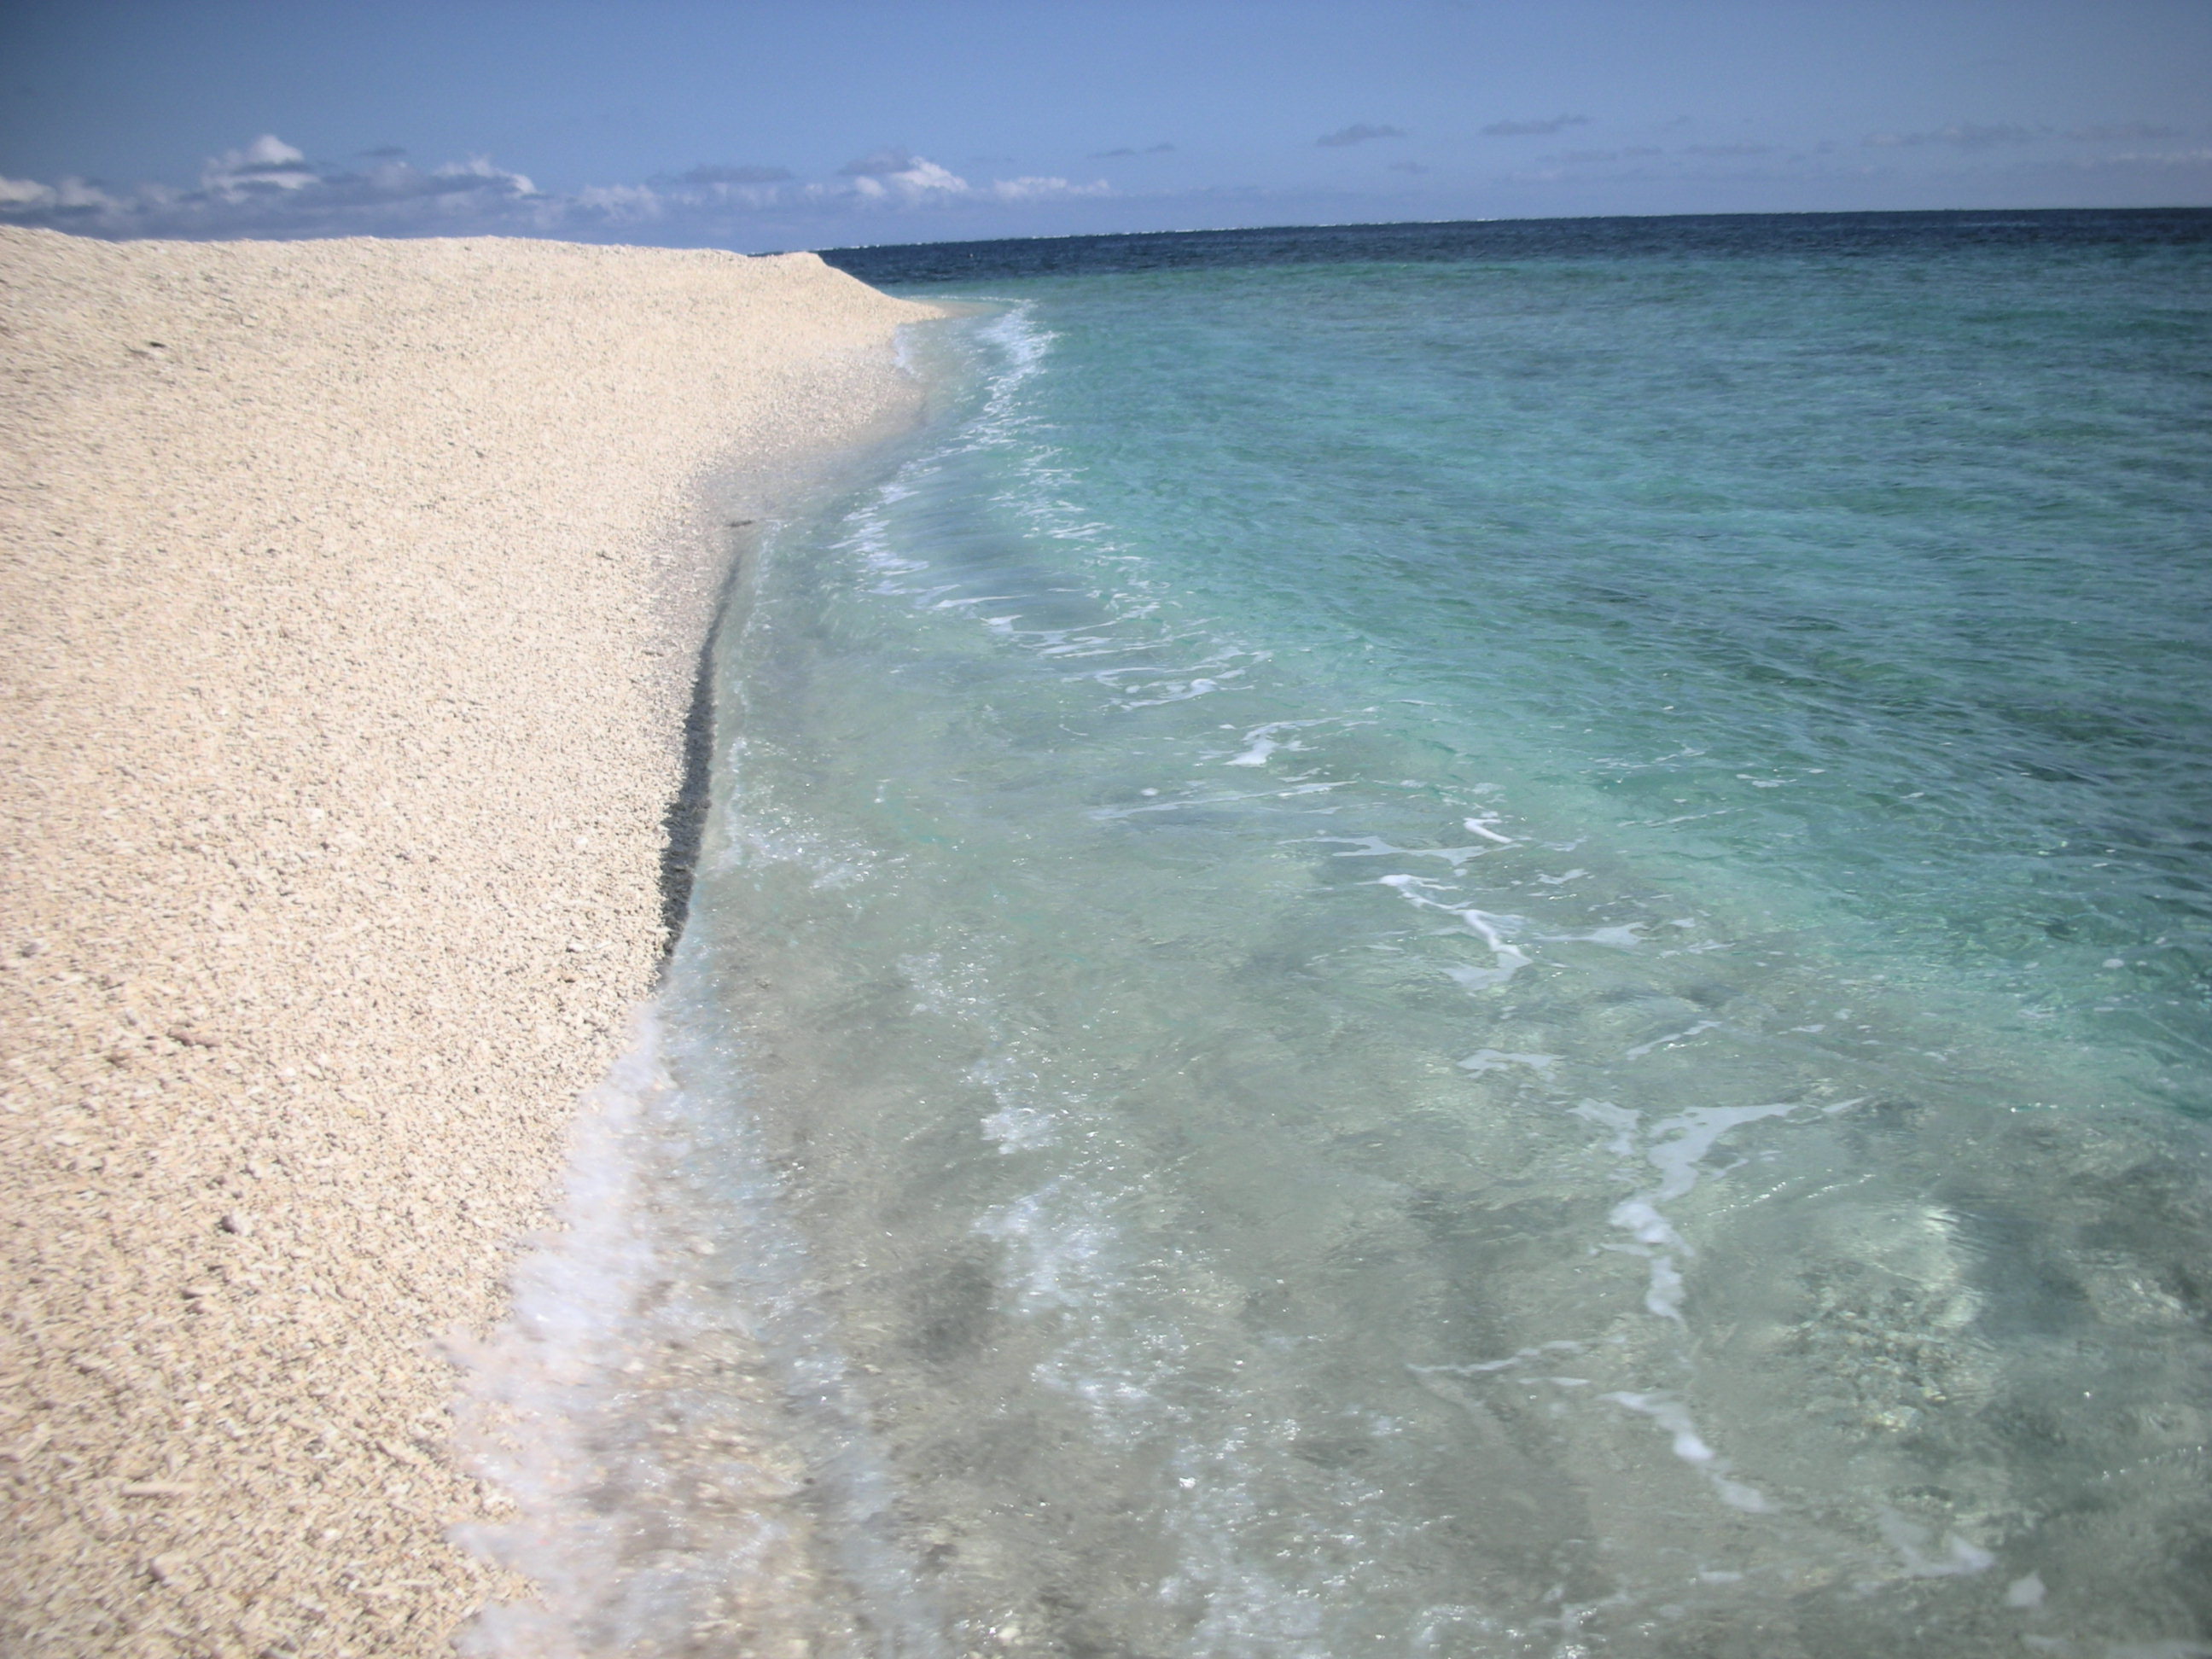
[2,0,2208,251]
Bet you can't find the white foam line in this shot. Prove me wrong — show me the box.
[1569,1099,1640,1158]
[1088,656,1248,683]
[1377,874,1534,991]
[1579,1096,1813,1331]
[1303,834,1488,870]
[1116,676,1239,707]
[450,1010,951,1656]
[1602,1392,1770,1513]
[1056,633,1220,666]
[1644,1102,1802,1202]
[1223,717,1338,768]
[1090,783,1349,820]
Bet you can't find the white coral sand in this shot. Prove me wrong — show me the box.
[0,227,938,1656]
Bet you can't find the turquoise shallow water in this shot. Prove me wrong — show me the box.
[465,213,2212,1656]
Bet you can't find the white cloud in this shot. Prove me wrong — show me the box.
[435,155,537,196]
[832,149,1103,207]
[0,174,122,214]
[201,134,319,196]
[836,148,988,198]
[0,176,57,208]
[869,157,971,199]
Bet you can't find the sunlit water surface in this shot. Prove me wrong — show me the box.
[461,212,2212,1658]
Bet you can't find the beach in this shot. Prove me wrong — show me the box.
[8,209,2212,1657]
[0,226,937,1656]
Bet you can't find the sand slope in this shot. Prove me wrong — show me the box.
[0,227,936,1656]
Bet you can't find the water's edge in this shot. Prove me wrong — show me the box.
[445,357,963,1656]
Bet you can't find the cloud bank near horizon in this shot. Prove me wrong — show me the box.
[3,122,2205,252]
[0,134,1110,243]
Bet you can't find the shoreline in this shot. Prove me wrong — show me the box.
[0,226,940,1656]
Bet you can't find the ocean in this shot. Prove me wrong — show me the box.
[461,209,2212,1657]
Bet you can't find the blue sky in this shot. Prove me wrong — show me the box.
[3,0,2207,249]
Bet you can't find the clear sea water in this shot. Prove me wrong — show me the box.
[461,211,2212,1658]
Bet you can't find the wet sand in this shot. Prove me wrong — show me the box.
[0,226,938,1656]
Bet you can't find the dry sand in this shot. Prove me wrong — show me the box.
[0,226,940,1656]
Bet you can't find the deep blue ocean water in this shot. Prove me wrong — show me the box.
[466,211,2212,1657]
